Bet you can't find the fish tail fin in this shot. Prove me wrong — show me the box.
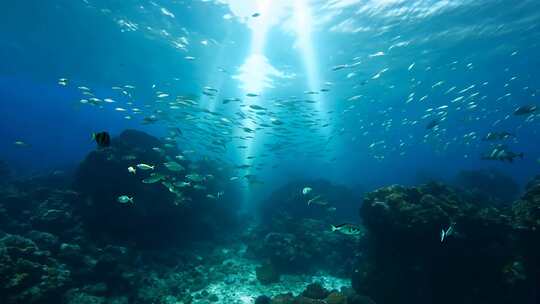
[91,133,96,141]
[331,225,338,232]
[129,197,134,204]
[440,229,446,242]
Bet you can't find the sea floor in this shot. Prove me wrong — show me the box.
[182,244,350,304]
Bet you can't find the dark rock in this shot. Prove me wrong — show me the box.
[346,295,376,304]
[247,180,362,276]
[58,243,84,265]
[0,160,10,181]
[26,230,59,252]
[453,169,519,205]
[261,232,299,266]
[324,292,347,304]
[271,293,295,304]
[511,176,540,300]
[354,181,533,304]
[107,296,129,304]
[82,282,108,296]
[29,189,81,236]
[513,175,540,231]
[301,282,329,300]
[294,296,327,304]
[0,233,71,304]
[64,289,105,304]
[256,262,280,285]
[73,129,240,248]
[258,179,361,225]
[255,295,272,304]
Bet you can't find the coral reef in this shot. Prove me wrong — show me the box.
[301,282,329,299]
[511,175,540,301]
[453,168,520,205]
[247,216,361,277]
[0,129,246,303]
[513,175,540,231]
[255,295,272,304]
[0,233,71,303]
[1,130,351,303]
[2,129,538,304]
[260,283,372,304]
[73,129,240,248]
[256,262,281,284]
[247,180,363,278]
[354,181,539,304]
[258,179,362,224]
[0,159,10,181]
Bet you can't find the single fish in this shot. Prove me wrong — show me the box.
[174,181,191,188]
[331,223,363,236]
[137,164,155,170]
[164,161,185,172]
[483,132,514,141]
[481,147,524,162]
[308,195,328,206]
[426,119,440,130]
[332,64,348,71]
[513,105,536,115]
[186,173,205,182]
[193,184,207,190]
[117,195,134,204]
[302,187,312,195]
[440,224,455,243]
[142,173,165,184]
[92,132,111,148]
[13,140,30,147]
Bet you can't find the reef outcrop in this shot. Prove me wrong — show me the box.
[0,160,10,182]
[0,233,71,303]
[247,180,363,277]
[453,168,520,205]
[354,181,539,304]
[0,129,244,303]
[261,283,374,304]
[74,129,240,248]
[258,179,362,224]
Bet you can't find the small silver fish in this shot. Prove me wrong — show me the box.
[117,195,134,204]
[302,187,312,195]
[331,223,362,236]
[440,224,455,243]
[137,164,155,170]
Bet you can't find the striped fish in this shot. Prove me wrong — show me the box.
[92,132,110,148]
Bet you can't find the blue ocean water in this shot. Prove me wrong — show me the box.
[1,1,540,303]
[1,0,539,189]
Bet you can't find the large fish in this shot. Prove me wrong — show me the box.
[513,105,536,115]
[331,223,363,235]
[92,132,110,148]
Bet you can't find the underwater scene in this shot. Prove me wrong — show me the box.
[1,0,540,303]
